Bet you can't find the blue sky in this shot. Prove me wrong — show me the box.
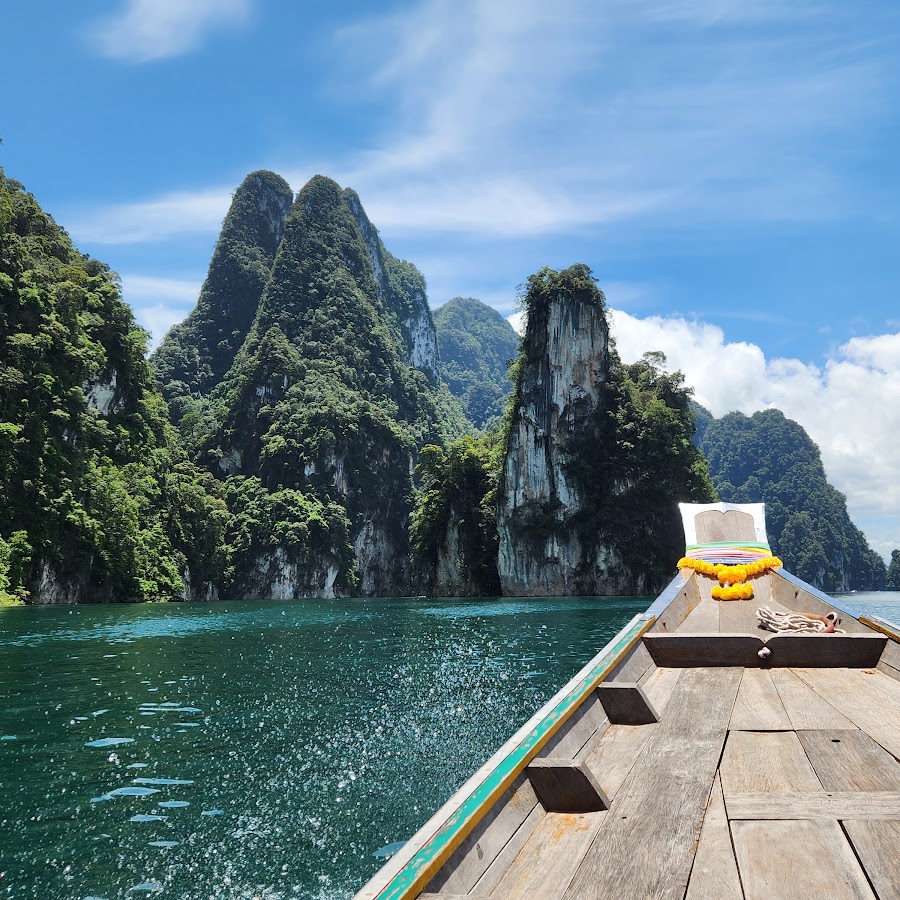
[3,0,899,558]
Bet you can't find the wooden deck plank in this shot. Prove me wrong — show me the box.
[538,692,608,760]
[719,730,822,796]
[425,776,540,895]
[470,804,543,897]
[582,723,657,801]
[487,812,604,900]
[726,791,900,819]
[729,670,791,731]
[561,667,742,900]
[678,599,720,634]
[685,773,743,900]
[606,640,656,684]
[639,666,682,716]
[731,820,876,900]
[843,820,900,899]
[799,729,900,792]
[769,669,856,730]
[720,578,775,635]
[792,668,900,758]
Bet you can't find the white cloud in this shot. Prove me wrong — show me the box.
[120,274,201,348]
[86,0,250,63]
[70,186,232,245]
[610,309,900,553]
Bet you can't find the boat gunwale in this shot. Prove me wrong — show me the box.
[352,576,691,900]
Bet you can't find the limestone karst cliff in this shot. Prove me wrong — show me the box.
[495,265,715,596]
[156,174,464,598]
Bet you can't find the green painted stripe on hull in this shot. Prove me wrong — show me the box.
[368,614,654,900]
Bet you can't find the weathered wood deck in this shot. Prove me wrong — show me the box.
[415,589,900,900]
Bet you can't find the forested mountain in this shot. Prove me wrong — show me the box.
[6,162,885,603]
[0,169,227,604]
[700,408,885,591]
[432,297,520,429]
[154,174,465,597]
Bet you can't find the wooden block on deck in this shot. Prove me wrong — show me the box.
[726,790,900,820]
[643,633,764,667]
[596,682,658,725]
[799,729,900,792]
[527,758,610,813]
[731,819,876,900]
[843,820,900,899]
[764,633,886,668]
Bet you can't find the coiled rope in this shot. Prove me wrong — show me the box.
[755,607,844,634]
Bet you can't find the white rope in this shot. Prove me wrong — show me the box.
[755,606,845,634]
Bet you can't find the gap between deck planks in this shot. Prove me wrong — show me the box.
[729,669,790,731]
[684,772,742,900]
[561,667,742,900]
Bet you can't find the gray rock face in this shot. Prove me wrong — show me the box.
[230,547,340,600]
[342,189,438,377]
[497,281,610,596]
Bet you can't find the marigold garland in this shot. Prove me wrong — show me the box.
[676,555,783,602]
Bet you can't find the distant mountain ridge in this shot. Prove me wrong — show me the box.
[433,297,520,429]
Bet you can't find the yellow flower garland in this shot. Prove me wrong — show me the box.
[676,556,783,602]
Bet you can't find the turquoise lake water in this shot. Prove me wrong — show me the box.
[1,591,897,899]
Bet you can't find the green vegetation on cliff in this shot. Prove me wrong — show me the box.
[888,550,900,590]
[433,297,519,429]
[411,432,503,595]
[0,169,228,602]
[151,171,293,419]
[700,409,885,590]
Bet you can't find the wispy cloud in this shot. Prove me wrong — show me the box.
[70,186,232,244]
[86,0,251,63]
[75,0,891,244]
[327,0,888,235]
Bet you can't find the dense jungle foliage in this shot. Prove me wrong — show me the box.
[700,408,886,590]
[0,169,228,603]
[433,297,520,429]
[410,431,504,594]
